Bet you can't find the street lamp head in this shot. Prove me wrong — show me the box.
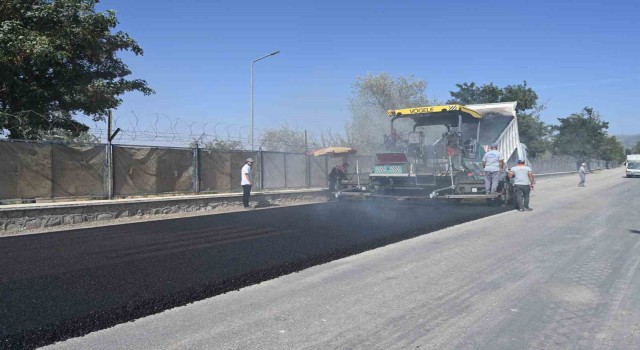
[252,50,281,63]
[251,50,280,151]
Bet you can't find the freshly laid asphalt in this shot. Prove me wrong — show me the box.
[42,168,640,350]
[0,198,507,349]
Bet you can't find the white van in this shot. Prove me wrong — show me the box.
[626,155,640,178]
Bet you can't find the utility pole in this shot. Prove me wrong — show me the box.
[251,50,280,150]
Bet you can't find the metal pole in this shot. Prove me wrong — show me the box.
[325,155,329,189]
[305,130,310,188]
[259,147,264,190]
[356,159,361,188]
[283,153,287,188]
[108,144,114,199]
[251,62,254,150]
[251,50,280,151]
[193,144,200,194]
[107,110,114,200]
[108,110,112,142]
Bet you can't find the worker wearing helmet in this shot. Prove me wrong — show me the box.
[482,143,505,195]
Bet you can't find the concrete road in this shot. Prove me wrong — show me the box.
[46,169,640,349]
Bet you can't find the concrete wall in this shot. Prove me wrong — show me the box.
[0,190,330,235]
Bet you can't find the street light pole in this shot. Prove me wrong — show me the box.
[251,50,280,150]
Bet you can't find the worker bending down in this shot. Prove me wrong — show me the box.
[329,163,349,191]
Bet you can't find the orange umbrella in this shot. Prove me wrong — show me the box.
[309,147,357,157]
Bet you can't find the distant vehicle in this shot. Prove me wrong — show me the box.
[625,155,640,178]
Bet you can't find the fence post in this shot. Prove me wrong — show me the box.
[107,144,114,200]
[325,155,329,189]
[50,143,55,200]
[259,147,264,190]
[193,144,200,194]
[228,151,233,193]
[107,144,110,200]
[306,153,310,189]
[283,153,287,188]
[304,130,310,188]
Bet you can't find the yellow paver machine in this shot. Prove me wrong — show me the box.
[337,102,528,203]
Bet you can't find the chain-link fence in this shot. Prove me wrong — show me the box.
[0,140,106,201]
[0,140,330,202]
[528,156,617,173]
[0,139,619,203]
[113,146,196,196]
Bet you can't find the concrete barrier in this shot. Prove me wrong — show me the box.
[0,189,330,234]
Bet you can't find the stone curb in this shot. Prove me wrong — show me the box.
[0,190,331,234]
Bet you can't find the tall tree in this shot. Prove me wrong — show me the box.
[347,73,432,154]
[260,124,315,153]
[629,140,640,154]
[448,81,551,158]
[447,82,502,105]
[318,129,349,148]
[553,107,610,163]
[599,135,626,163]
[191,138,244,151]
[0,0,154,139]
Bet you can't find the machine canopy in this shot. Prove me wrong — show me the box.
[387,104,482,128]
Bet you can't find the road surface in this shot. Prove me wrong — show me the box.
[0,193,505,349]
[44,169,640,350]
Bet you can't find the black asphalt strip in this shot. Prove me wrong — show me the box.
[0,201,508,349]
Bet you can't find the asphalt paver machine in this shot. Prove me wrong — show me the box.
[338,102,526,203]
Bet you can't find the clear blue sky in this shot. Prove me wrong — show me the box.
[98,0,640,143]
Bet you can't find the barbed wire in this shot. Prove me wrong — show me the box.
[93,112,258,147]
[0,111,266,148]
[0,111,353,152]
[0,111,616,168]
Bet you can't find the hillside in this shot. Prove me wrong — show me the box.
[616,134,640,149]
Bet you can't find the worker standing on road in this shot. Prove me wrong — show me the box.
[482,143,505,195]
[578,162,588,187]
[508,159,535,212]
[241,158,254,209]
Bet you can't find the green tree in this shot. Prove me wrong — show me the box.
[447,82,502,105]
[347,73,432,154]
[630,140,640,154]
[318,129,349,148]
[191,138,244,151]
[448,81,552,158]
[0,0,153,139]
[37,127,99,144]
[599,135,626,163]
[553,107,610,162]
[260,124,315,152]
